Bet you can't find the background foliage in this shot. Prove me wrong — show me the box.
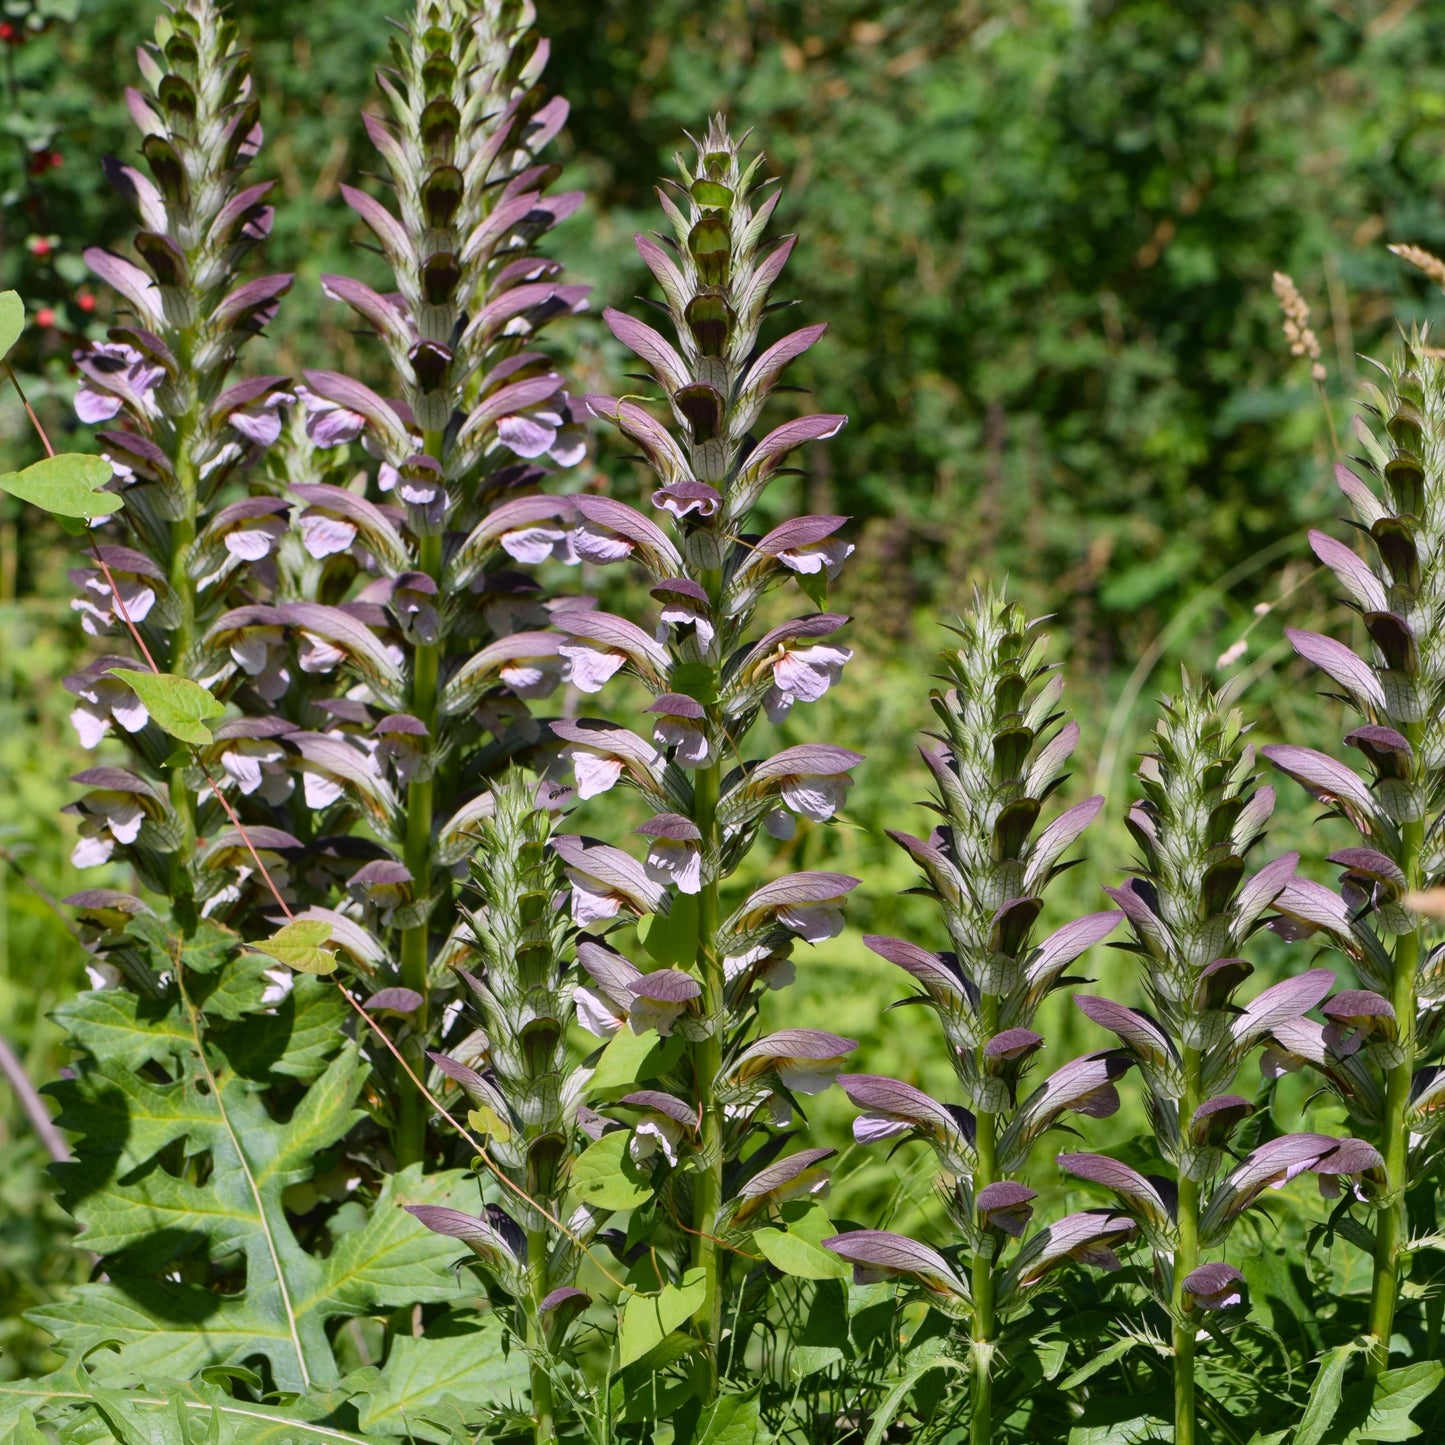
[4,0,1445,1429]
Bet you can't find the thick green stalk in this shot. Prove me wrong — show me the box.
[167,412,199,917]
[396,504,444,1167]
[1366,800,1423,1377]
[1172,1047,1202,1445]
[526,1224,558,1444]
[971,1116,998,1445]
[691,754,724,1395]
[971,997,999,1445]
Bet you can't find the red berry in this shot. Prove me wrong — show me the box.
[36,308,56,329]
[26,235,53,258]
[77,292,95,313]
[0,24,19,45]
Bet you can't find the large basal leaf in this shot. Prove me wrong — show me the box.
[346,1317,529,1441]
[0,1361,381,1442]
[36,936,490,1395]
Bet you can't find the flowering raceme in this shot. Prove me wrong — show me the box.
[1261,331,1445,1379]
[542,117,860,1397]
[822,592,1133,1445]
[62,0,294,913]
[243,0,588,1166]
[1061,678,1379,1445]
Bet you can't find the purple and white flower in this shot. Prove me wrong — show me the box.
[637,813,703,895]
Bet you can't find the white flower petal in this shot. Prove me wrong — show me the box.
[558,642,626,694]
[576,987,624,1038]
[70,706,110,749]
[569,749,625,800]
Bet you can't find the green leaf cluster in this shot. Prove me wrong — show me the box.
[12,917,527,1439]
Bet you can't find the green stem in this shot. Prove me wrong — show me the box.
[1366,800,1423,1377]
[692,754,724,1396]
[971,1115,997,1445]
[1172,1049,1202,1445]
[526,1225,558,1444]
[971,997,999,1445]
[396,479,445,1167]
[168,419,199,919]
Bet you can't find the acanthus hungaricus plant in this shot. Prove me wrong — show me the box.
[405,772,591,1444]
[1262,330,1445,1381]
[5,1,1445,1442]
[275,0,587,1170]
[1064,677,1380,1445]
[16,0,551,1426]
[537,117,862,1403]
[11,0,605,1440]
[822,591,1137,1445]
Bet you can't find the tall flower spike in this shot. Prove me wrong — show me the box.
[67,0,295,922]
[557,118,857,1399]
[295,0,587,1165]
[1071,676,1373,1445]
[408,773,584,1444]
[1261,327,1445,1379]
[822,592,1128,1445]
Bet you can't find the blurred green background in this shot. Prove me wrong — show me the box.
[3,0,1444,1380]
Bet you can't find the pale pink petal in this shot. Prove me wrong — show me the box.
[300,516,357,559]
[570,877,623,927]
[781,775,851,821]
[654,718,709,767]
[70,707,110,749]
[568,749,625,800]
[558,642,625,693]
[303,771,345,808]
[776,902,845,943]
[498,412,558,459]
[76,388,124,424]
[644,839,702,895]
[576,987,623,1038]
[501,525,569,565]
[225,527,277,562]
[572,525,634,565]
[221,750,265,794]
[72,832,116,868]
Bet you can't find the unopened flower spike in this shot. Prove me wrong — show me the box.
[823,588,1127,1442]
[1068,674,1376,1445]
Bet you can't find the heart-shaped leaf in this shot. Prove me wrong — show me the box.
[0,453,123,522]
[107,669,225,745]
[753,1226,850,1280]
[251,919,339,976]
[571,1128,652,1211]
[616,1266,706,1367]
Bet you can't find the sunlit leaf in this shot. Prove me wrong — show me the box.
[251,920,339,976]
[0,453,122,522]
[106,668,225,745]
